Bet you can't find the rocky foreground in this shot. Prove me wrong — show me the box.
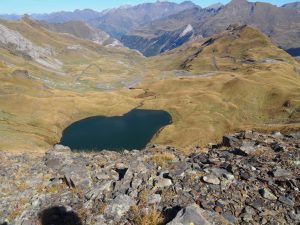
[0,131,299,225]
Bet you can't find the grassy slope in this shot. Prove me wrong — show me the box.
[0,85,143,152]
[0,18,145,152]
[0,18,145,89]
[142,26,300,149]
[0,23,299,152]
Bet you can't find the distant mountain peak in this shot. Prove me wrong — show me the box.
[74,9,97,13]
[226,23,244,31]
[20,14,39,25]
[21,14,31,20]
[281,1,300,7]
[117,4,132,9]
[206,2,224,10]
[231,0,248,2]
[180,1,196,6]
[281,2,300,12]
[228,0,249,5]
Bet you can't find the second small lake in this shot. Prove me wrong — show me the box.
[60,109,172,151]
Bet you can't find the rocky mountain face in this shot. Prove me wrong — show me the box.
[282,2,300,12]
[1,130,299,224]
[0,9,102,23]
[0,20,62,70]
[197,0,300,51]
[121,0,300,56]
[121,6,220,56]
[0,17,142,78]
[31,9,102,23]
[1,0,299,56]
[88,1,197,39]
[0,1,198,45]
[37,20,121,47]
[121,26,195,57]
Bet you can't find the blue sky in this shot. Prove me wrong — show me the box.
[0,0,296,14]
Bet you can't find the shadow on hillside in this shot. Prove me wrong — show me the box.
[39,206,82,225]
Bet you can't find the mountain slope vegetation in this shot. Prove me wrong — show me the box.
[0,16,299,152]
[142,25,300,147]
[0,17,146,151]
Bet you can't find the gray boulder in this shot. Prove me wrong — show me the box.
[105,194,135,220]
[260,188,277,201]
[155,177,173,188]
[203,174,220,185]
[239,141,257,155]
[167,204,211,225]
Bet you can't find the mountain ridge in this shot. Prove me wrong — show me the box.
[34,19,121,47]
[121,0,300,56]
[88,1,197,39]
[1,0,299,57]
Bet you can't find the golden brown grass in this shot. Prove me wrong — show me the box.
[8,198,29,221]
[98,203,108,215]
[46,184,66,193]
[16,181,30,192]
[36,184,45,193]
[138,189,151,206]
[0,18,146,152]
[141,68,300,148]
[0,23,300,153]
[130,205,165,225]
[146,153,175,168]
[8,208,22,221]
[18,197,29,208]
[0,85,144,152]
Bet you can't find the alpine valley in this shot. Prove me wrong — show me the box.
[0,0,300,224]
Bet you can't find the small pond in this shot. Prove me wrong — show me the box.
[60,109,172,151]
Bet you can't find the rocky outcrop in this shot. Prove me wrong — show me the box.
[38,20,122,47]
[0,24,63,69]
[0,24,63,70]
[196,0,300,51]
[121,7,214,56]
[166,204,211,225]
[121,25,195,57]
[89,1,197,39]
[0,130,299,224]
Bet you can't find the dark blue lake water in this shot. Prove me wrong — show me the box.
[286,48,300,57]
[60,109,172,151]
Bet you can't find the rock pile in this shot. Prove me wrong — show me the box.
[0,131,299,225]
